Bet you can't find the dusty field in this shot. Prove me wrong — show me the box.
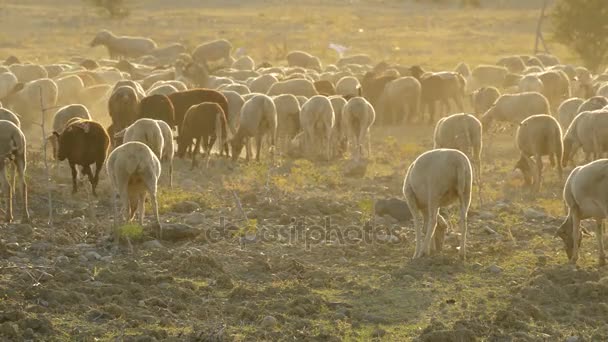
[1,0,606,341]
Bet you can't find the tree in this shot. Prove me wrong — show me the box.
[552,0,608,72]
[85,0,130,19]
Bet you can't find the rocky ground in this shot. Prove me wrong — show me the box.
[0,124,606,341]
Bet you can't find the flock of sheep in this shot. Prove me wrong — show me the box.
[1,30,608,267]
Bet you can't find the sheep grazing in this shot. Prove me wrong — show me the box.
[433,113,482,200]
[167,89,229,129]
[90,30,157,60]
[360,71,397,111]
[220,90,245,135]
[53,120,110,196]
[561,110,608,166]
[496,55,526,74]
[266,78,318,98]
[378,76,421,124]
[410,66,465,123]
[286,51,322,71]
[249,74,278,94]
[313,80,336,96]
[577,96,608,114]
[557,97,584,130]
[556,158,608,266]
[9,64,48,83]
[0,120,30,223]
[1,78,58,127]
[118,118,165,159]
[470,64,508,89]
[0,108,21,127]
[48,104,92,159]
[106,141,161,234]
[231,94,277,162]
[299,95,335,161]
[341,97,375,161]
[518,74,544,93]
[336,54,372,68]
[471,86,500,117]
[273,94,301,152]
[480,92,550,130]
[156,120,174,188]
[403,149,472,259]
[537,70,571,110]
[108,85,139,135]
[178,102,228,168]
[514,114,563,191]
[137,94,175,127]
[192,39,233,65]
[336,76,360,98]
[232,56,255,71]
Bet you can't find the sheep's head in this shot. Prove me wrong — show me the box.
[90,30,112,47]
[562,136,576,167]
[409,65,425,80]
[555,216,581,260]
[513,156,533,186]
[230,137,245,162]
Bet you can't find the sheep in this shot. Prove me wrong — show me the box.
[471,86,500,116]
[0,120,30,223]
[219,83,250,95]
[555,158,608,266]
[535,53,560,67]
[192,39,233,65]
[514,114,563,191]
[8,64,48,83]
[558,97,584,130]
[296,96,308,107]
[108,85,139,135]
[454,62,471,78]
[1,78,58,128]
[313,80,336,96]
[433,113,482,200]
[267,78,318,98]
[299,95,335,161]
[518,74,544,93]
[249,74,278,94]
[0,72,18,101]
[53,120,110,195]
[48,104,92,160]
[55,75,85,107]
[178,102,228,168]
[496,56,526,74]
[480,92,550,130]
[167,88,230,132]
[112,80,145,100]
[561,110,608,166]
[523,55,545,68]
[410,66,465,123]
[577,96,608,114]
[106,141,161,233]
[156,120,174,187]
[378,76,421,124]
[341,97,375,161]
[230,94,277,162]
[403,149,472,259]
[537,70,571,110]
[90,30,157,60]
[118,118,164,159]
[0,108,21,127]
[232,56,255,70]
[336,54,372,68]
[150,79,187,92]
[147,84,178,96]
[149,43,187,64]
[360,71,397,110]
[273,94,301,152]
[336,76,360,98]
[137,94,175,127]
[220,90,245,135]
[470,64,508,89]
[286,51,322,71]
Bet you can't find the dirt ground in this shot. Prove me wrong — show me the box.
[1,0,606,341]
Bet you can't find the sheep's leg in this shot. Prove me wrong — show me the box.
[255,134,263,162]
[137,192,146,226]
[571,212,581,264]
[16,159,29,223]
[1,167,12,223]
[367,130,372,160]
[535,153,542,192]
[404,185,422,258]
[128,192,139,222]
[556,152,563,180]
[82,164,95,195]
[327,129,332,161]
[168,160,173,189]
[144,175,161,238]
[596,219,606,266]
[69,161,78,194]
[246,138,252,162]
[421,207,439,257]
[191,137,201,169]
[427,101,435,124]
[459,201,468,261]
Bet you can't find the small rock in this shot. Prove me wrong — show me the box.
[184,212,206,225]
[478,211,496,220]
[172,201,200,213]
[375,198,412,222]
[523,208,545,220]
[160,223,200,241]
[566,336,580,342]
[487,265,503,274]
[537,255,548,266]
[100,256,112,263]
[260,315,278,329]
[30,242,52,253]
[85,251,101,261]
[343,159,368,178]
[56,255,69,264]
[142,240,164,250]
[13,224,33,237]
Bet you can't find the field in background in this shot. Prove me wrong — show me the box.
[2,1,607,341]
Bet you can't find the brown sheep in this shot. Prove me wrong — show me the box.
[53,120,110,196]
[108,85,139,136]
[313,80,336,96]
[138,94,175,127]
[177,102,228,168]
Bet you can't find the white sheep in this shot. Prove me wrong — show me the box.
[55,75,85,107]
[379,76,421,124]
[454,62,471,78]
[535,53,560,67]
[496,55,526,74]
[273,94,301,152]
[480,92,550,129]
[536,70,571,110]
[117,118,164,159]
[518,74,544,93]
[471,86,500,116]
[112,80,146,101]
[558,97,584,130]
[156,120,174,188]
[267,78,318,98]
[248,74,278,94]
[514,114,563,191]
[220,90,245,135]
[106,141,161,233]
[299,95,335,160]
[562,110,606,166]
[335,76,360,98]
[230,94,277,161]
[8,64,48,83]
[341,97,375,161]
[90,30,157,60]
[433,113,482,200]
[0,108,21,127]
[0,72,18,101]
[0,120,30,223]
[577,96,608,114]
[556,158,608,266]
[296,96,308,107]
[1,78,58,127]
[469,64,508,90]
[232,56,255,70]
[403,149,472,259]
[219,83,250,95]
[49,104,92,159]
[192,39,233,65]
[286,51,322,71]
